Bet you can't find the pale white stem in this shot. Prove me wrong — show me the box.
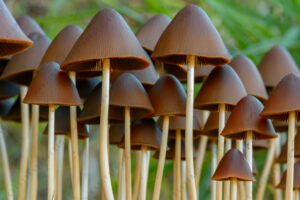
[68,137,74,187]
[294,189,299,200]
[286,111,295,200]
[181,161,187,200]
[152,115,169,200]
[246,131,253,200]
[273,134,282,200]
[174,129,181,200]
[18,86,30,200]
[117,148,125,200]
[231,178,237,200]
[82,137,89,200]
[56,135,65,200]
[48,105,55,200]
[132,151,142,200]
[237,140,246,200]
[0,122,13,200]
[211,140,217,200]
[99,59,114,199]
[139,147,149,200]
[124,106,132,200]
[26,124,32,200]
[224,138,232,200]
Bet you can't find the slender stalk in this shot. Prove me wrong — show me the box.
[82,138,89,200]
[48,105,55,199]
[139,146,149,200]
[174,129,181,200]
[152,115,169,200]
[273,134,282,200]
[117,148,125,200]
[246,131,253,200]
[68,137,74,187]
[231,178,237,200]
[56,135,65,200]
[133,151,142,200]
[0,122,13,200]
[18,86,30,200]
[286,111,295,200]
[237,140,246,200]
[294,189,299,200]
[181,161,187,200]
[124,106,132,200]
[99,59,114,199]
[224,138,232,200]
[211,140,217,200]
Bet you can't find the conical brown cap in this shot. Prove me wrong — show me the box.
[277,162,300,189]
[136,14,171,53]
[221,96,277,140]
[43,106,88,138]
[151,4,230,66]
[61,8,150,72]
[195,65,247,111]
[276,134,300,163]
[259,46,299,89]
[0,58,9,73]
[211,148,255,181]
[109,124,124,145]
[0,81,19,100]
[16,15,44,36]
[253,140,269,150]
[272,120,300,133]
[76,77,100,101]
[179,65,214,83]
[109,73,153,120]
[230,55,268,101]
[0,0,33,57]
[157,109,203,139]
[0,98,14,117]
[162,64,187,82]
[0,32,51,85]
[23,62,81,106]
[149,74,186,116]
[119,118,162,151]
[260,73,300,121]
[199,111,230,138]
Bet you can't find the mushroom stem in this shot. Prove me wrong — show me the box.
[18,86,30,200]
[48,104,55,200]
[294,189,299,200]
[0,122,13,200]
[181,161,187,200]
[133,151,142,200]
[152,115,169,200]
[236,140,246,200]
[255,139,276,200]
[82,137,89,200]
[117,148,125,200]
[231,178,237,200]
[99,59,114,199]
[174,129,181,200]
[286,111,296,200]
[273,135,282,200]
[124,106,132,200]
[55,135,65,200]
[217,103,226,200]
[139,146,149,200]
[246,131,253,200]
[185,55,197,199]
[69,72,81,200]
[211,140,217,200]
[224,138,232,200]
[29,104,39,200]
[68,137,74,187]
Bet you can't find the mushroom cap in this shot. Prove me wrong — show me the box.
[276,133,300,163]
[109,123,124,145]
[149,74,186,116]
[221,96,277,140]
[0,58,9,73]
[162,64,187,82]
[230,55,268,102]
[43,106,88,139]
[16,15,44,36]
[0,32,51,85]
[76,77,100,101]
[23,62,81,106]
[272,120,300,133]
[179,65,214,83]
[259,46,299,89]
[136,14,171,52]
[211,148,255,181]
[118,118,162,151]
[0,98,14,117]
[61,8,150,72]
[0,0,33,57]
[0,80,19,100]
[157,109,203,139]
[151,4,230,66]
[253,140,269,150]
[195,65,247,111]
[109,73,154,120]
[260,73,300,121]
[276,162,300,189]
[198,111,230,138]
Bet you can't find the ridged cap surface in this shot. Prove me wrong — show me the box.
[109,124,124,145]
[76,77,100,101]
[16,15,44,36]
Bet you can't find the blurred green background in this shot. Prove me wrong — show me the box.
[0,0,297,199]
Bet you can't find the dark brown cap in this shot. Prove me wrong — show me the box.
[272,120,300,133]
[0,0,33,57]
[276,133,300,163]
[61,8,150,72]
[162,64,187,82]
[23,62,81,106]
[260,73,300,121]
[221,96,277,140]
[211,148,255,181]
[109,73,154,120]
[118,118,162,151]
[0,58,9,73]
[0,32,51,85]
[253,140,269,150]
[76,77,100,101]
[0,80,19,100]
[39,105,48,122]
[151,4,230,66]
[136,14,171,52]
[178,65,214,83]
[276,162,300,189]
[157,109,203,139]
[195,65,247,111]
[149,74,186,116]
[0,98,14,117]
[16,15,44,36]
[198,111,230,138]
[230,55,268,102]
[109,123,124,145]
[153,139,195,160]
[43,106,88,138]
[259,46,299,89]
